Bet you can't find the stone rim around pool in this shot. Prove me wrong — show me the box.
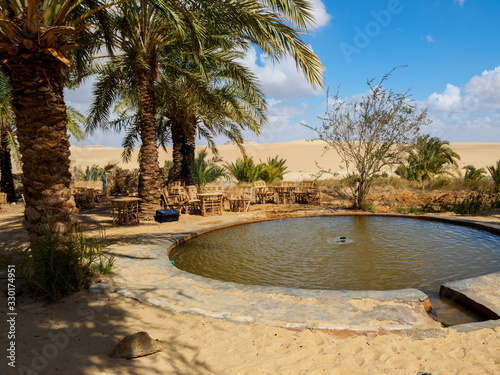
[110,213,500,336]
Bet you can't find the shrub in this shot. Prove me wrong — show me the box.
[397,135,460,182]
[259,156,288,183]
[487,160,500,193]
[363,201,376,212]
[225,155,288,183]
[224,156,263,183]
[190,149,226,192]
[463,165,487,182]
[450,194,488,215]
[7,218,114,301]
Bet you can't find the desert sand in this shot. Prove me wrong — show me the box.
[2,141,500,374]
[50,141,500,181]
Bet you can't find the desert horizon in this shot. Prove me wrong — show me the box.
[55,140,500,181]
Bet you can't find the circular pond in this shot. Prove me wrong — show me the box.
[169,215,500,323]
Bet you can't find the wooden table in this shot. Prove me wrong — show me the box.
[255,187,275,204]
[197,193,223,216]
[294,191,309,204]
[110,197,141,225]
[274,186,296,204]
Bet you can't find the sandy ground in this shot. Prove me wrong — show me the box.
[1,202,500,375]
[13,141,497,180]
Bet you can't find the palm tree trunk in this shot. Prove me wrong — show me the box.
[170,118,186,184]
[7,60,78,241]
[183,118,197,186]
[170,117,196,186]
[137,68,161,219]
[0,126,16,202]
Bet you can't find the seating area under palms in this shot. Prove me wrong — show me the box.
[69,177,322,224]
[160,180,321,217]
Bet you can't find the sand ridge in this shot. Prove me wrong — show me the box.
[47,141,500,180]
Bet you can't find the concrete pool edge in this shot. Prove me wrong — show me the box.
[109,213,500,336]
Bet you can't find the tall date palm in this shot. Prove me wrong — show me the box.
[0,0,119,240]
[88,0,324,218]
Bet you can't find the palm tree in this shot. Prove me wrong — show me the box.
[259,156,288,183]
[87,1,202,218]
[487,160,500,193]
[0,0,119,240]
[162,0,323,186]
[224,156,264,183]
[155,46,267,186]
[0,71,88,204]
[397,135,461,182]
[88,0,323,211]
[189,148,226,193]
[463,165,487,182]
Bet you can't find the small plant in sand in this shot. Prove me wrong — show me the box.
[5,216,114,301]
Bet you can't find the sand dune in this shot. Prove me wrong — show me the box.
[63,141,500,181]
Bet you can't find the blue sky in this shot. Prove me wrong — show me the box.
[66,0,500,147]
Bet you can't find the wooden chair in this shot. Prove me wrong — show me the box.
[295,180,319,204]
[161,188,185,212]
[199,192,224,216]
[0,192,7,212]
[253,180,275,204]
[169,181,183,188]
[184,185,201,214]
[275,181,296,204]
[73,188,95,209]
[305,184,321,205]
[228,185,253,212]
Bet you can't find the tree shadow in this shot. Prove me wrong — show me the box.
[0,204,220,374]
[0,288,217,375]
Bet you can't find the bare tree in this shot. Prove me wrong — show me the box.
[310,70,430,209]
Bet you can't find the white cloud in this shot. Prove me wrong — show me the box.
[454,0,466,6]
[309,0,332,28]
[241,100,313,143]
[425,35,435,43]
[427,84,462,112]
[463,66,500,109]
[427,66,500,113]
[423,66,500,141]
[239,46,324,100]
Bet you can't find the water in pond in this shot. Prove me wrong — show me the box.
[169,216,500,325]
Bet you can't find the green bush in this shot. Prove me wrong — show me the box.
[450,194,487,215]
[225,155,288,183]
[487,160,500,193]
[362,201,376,212]
[8,218,114,301]
[424,176,453,191]
[190,149,226,192]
